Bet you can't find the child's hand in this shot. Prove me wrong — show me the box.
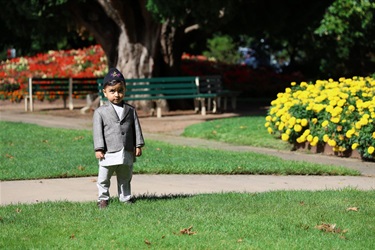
[95,150,105,160]
[135,147,142,157]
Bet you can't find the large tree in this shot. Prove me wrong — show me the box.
[1,0,332,77]
[67,0,175,78]
[5,0,371,80]
[66,0,240,78]
[0,0,95,58]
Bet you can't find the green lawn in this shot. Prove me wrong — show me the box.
[1,190,374,249]
[182,116,291,150]
[0,121,359,181]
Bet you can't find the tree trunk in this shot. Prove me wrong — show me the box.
[68,1,119,67]
[68,0,187,111]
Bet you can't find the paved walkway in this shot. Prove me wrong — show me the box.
[1,101,374,206]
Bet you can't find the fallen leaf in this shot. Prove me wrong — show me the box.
[5,154,14,159]
[70,234,75,239]
[77,165,85,171]
[299,201,305,206]
[74,136,84,141]
[346,207,359,212]
[315,223,348,234]
[237,238,243,243]
[42,140,48,143]
[144,239,151,245]
[16,208,21,213]
[180,226,196,235]
[315,223,336,232]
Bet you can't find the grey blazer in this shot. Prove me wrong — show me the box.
[93,102,145,153]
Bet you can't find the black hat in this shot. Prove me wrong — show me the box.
[104,68,125,84]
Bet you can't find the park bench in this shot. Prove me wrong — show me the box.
[97,76,221,118]
[24,77,97,111]
[198,75,240,113]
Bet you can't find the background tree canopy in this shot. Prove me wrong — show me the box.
[1,0,374,79]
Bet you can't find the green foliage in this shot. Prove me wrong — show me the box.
[203,34,240,64]
[0,0,94,59]
[146,0,235,28]
[312,0,375,77]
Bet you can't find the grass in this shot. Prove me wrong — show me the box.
[182,116,292,150]
[0,121,359,180]
[1,189,374,249]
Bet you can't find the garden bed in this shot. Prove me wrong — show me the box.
[293,142,361,159]
[266,76,375,161]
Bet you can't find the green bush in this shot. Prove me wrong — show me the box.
[203,34,240,64]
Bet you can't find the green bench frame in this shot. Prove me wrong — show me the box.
[24,77,98,111]
[198,75,240,112]
[24,75,239,116]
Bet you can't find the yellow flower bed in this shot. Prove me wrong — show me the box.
[265,76,375,160]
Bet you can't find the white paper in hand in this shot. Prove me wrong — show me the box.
[99,147,125,166]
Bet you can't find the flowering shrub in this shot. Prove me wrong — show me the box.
[265,77,375,160]
[0,45,107,102]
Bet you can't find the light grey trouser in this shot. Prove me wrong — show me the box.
[97,163,133,202]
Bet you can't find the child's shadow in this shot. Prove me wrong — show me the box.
[111,193,194,204]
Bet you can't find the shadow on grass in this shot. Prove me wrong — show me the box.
[135,193,194,201]
[110,193,194,204]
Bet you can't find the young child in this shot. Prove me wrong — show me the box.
[93,68,145,209]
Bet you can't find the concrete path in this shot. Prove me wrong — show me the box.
[2,175,374,205]
[1,103,374,206]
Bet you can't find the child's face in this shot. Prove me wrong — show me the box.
[103,82,125,105]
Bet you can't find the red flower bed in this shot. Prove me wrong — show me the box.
[0,45,107,102]
[1,47,304,102]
